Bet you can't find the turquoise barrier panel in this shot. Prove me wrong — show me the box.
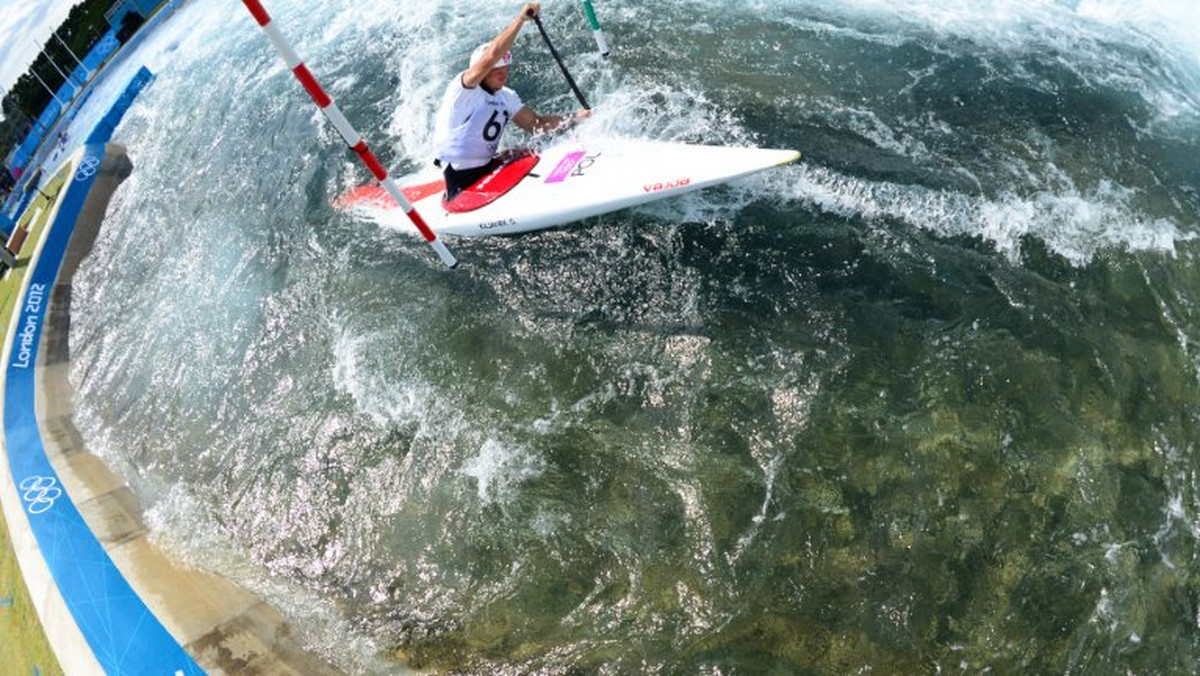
[3,66,153,225]
[8,30,122,174]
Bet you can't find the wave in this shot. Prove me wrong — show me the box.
[790,163,1192,264]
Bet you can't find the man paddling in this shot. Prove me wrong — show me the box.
[432,2,591,200]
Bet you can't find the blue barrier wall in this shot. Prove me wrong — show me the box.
[87,66,154,144]
[3,144,205,675]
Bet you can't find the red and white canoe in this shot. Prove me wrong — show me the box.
[335,139,800,237]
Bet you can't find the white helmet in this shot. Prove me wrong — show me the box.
[469,43,513,70]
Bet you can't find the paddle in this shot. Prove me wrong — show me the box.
[527,9,591,110]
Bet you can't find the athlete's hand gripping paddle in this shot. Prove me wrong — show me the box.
[527,8,591,110]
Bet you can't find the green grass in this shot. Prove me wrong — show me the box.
[0,171,68,676]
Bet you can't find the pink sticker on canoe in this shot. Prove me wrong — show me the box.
[545,151,586,184]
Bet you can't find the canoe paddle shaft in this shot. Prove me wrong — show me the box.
[527,9,591,110]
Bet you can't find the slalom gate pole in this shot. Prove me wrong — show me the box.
[581,1,610,57]
[528,10,591,110]
[241,0,457,268]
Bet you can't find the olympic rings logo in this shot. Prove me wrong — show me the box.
[74,155,101,182]
[19,476,62,515]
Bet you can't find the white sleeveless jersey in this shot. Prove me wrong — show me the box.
[432,74,524,170]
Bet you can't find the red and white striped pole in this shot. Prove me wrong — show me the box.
[241,0,457,268]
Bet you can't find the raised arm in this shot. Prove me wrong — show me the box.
[462,3,541,89]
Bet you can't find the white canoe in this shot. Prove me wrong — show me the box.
[337,139,800,237]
